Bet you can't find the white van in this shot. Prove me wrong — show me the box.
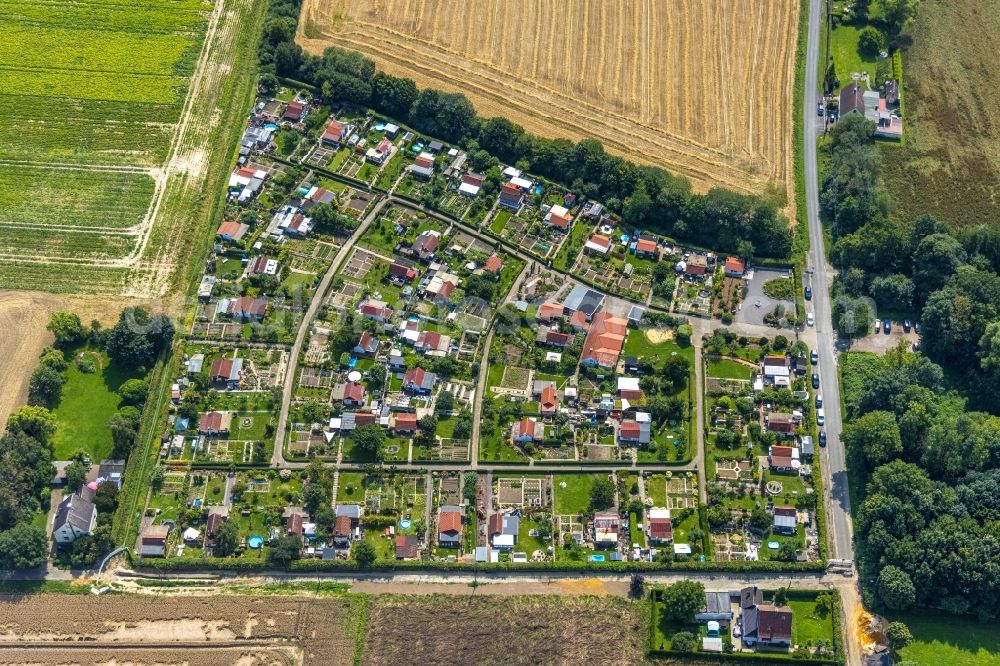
[816,408,826,426]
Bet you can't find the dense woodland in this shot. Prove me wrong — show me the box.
[258,0,792,259]
[825,111,1000,618]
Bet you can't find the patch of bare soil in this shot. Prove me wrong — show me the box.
[0,595,354,666]
[0,291,138,425]
[362,595,644,666]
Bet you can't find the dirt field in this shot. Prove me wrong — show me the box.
[362,595,645,665]
[0,594,357,666]
[880,0,1000,228]
[0,291,137,427]
[297,0,799,199]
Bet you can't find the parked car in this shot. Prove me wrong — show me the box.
[815,394,823,408]
[819,431,827,447]
[810,349,818,364]
[812,373,820,389]
[884,319,891,334]
[874,318,881,333]
[817,103,825,116]
[903,319,911,333]
[817,409,825,426]
[805,286,812,300]
[915,321,920,334]
[807,312,815,327]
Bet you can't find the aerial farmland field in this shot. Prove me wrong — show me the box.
[0,0,264,297]
[297,0,799,200]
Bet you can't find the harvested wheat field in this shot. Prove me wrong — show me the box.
[0,594,358,665]
[362,595,645,665]
[0,291,138,426]
[298,0,799,199]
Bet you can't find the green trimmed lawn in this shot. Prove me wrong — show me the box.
[553,474,600,514]
[829,22,879,94]
[707,358,752,380]
[895,610,1000,666]
[623,330,694,362]
[51,347,139,460]
[490,210,511,234]
[788,599,835,647]
[337,473,365,502]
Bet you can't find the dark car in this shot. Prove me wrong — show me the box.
[810,349,818,364]
[915,321,920,334]
[804,286,812,301]
[903,319,911,332]
[815,395,823,409]
[812,373,820,389]
[884,319,891,334]
[818,103,825,116]
[819,431,827,447]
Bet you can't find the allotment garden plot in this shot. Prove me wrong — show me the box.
[0,0,211,292]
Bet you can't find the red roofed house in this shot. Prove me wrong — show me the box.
[511,418,542,444]
[393,413,418,435]
[402,367,436,394]
[498,183,523,211]
[483,254,503,272]
[342,382,366,408]
[570,309,590,332]
[584,234,612,255]
[766,413,796,435]
[540,330,573,347]
[646,508,673,544]
[743,604,793,647]
[395,534,420,559]
[198,411,232,436]
[437,506,463,546]
[684,254,709,279]
[217,220,249,242]
[412,231,440,260]
[635,238,658,257]
[388,261,417,282]
[547,211,571,231]
[724,256,746,277]
[283,100,306,123]
[415,330,449,355]
[581,311,628,369]
[537,302,565,322]
[321,120,347,146]
[227,296,267,321]
[359,300,393,323]
[768,444,797,471]
[353,330,379,358]
[286,512,303,536]
[540,385,559,418]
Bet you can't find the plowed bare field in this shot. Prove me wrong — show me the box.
[362,595,645,665]
[0,595,356,666]
[298,0,798,199]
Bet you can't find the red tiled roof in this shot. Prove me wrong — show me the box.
[394,413,418,431]
[488,512,503,535]
[439,510,462,534]
[210,358,234,379]
[724,256,745,273]
[548,212,571,229]
[581,311,628,368]
[395,534,419,558]
[620,421,641,438]
[649,518,672,540]
[199,411,224,431]
[217,220,243,237]
[540,385,558,412]
[484,254,503,272]
[513,418,537,439]
[334,515,352,536]
[538,302,564,321]
[773,505,796,517]
[771,445,794,457]
[417,331,442,350]
[635,239,658,254]
[404,367,426,387]
[323,120,345,141]
[343,382,365,403]
[414,155,434,169]
[588,234,611,249]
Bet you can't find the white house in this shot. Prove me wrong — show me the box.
[52,492,96,544]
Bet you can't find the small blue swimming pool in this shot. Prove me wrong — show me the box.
[374,122,386,131]
[348,357,358,368]
[767,541,780,550]
[534,185,544,195]
[399,519,412,530]
[264,123,278,130]
[589,554,606,562]
[248,535,264,549]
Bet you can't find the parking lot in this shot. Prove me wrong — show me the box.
[845,318,919,353]
[736,267,793,327]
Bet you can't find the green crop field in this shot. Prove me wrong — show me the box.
[0,0,216,293]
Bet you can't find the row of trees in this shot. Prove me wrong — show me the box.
[257,1,791,258]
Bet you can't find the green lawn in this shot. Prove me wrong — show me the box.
[337,473,365,502]
[490,210,511,234]
[787,599,835,647]
[553,220,591,270]
[707,358,752,380]
[623,330,694,363]
[51,347,139,460]
[553,474,599,514]
[895,610,1000,666]
[829,22,879,93]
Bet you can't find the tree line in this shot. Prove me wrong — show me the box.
[257,0,792,259]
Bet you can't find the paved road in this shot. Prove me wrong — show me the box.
[271,197,388,467]
[691,335,707,504]
[802,0,854,563]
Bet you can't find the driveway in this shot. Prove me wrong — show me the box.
[736,268,793,327]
